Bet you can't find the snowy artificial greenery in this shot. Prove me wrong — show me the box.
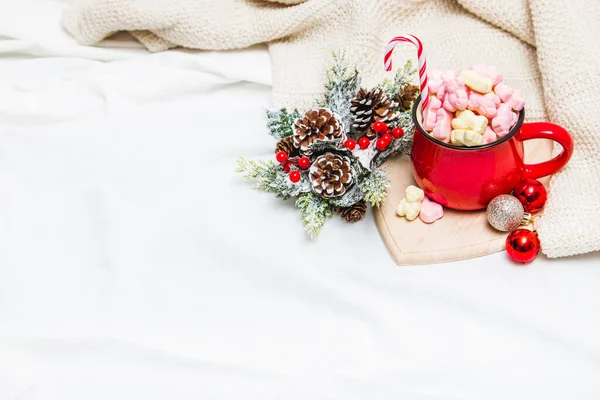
[266,108,302,139]
[359,167,391,208]
[237,52,418,237]
[317,51,361,132]
[295,192,335,238]
[381,59,418,98]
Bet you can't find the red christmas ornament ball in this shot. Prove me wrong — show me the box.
[376,138,389,151]
[506,229,540,263]
[276,151,289,164]
[512,179,547,213]
[298,157,310,170]
[381,133,393,145]
[282,161,292,172]
[372,121,388,135]
[392,127,404,139]
[289,170,301,183]
[344,139,356,150]
[358,136,370,149]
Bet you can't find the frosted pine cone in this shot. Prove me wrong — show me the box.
[350,87,399,138]
[293,109,346,156]
[309,152,354,198]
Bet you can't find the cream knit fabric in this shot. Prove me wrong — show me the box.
[63,0,600,258]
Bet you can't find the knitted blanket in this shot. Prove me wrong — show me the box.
[63,0,600,258]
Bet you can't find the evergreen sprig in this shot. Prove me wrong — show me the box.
[266,108,302,139]
[317,51,361,131]
[236,158,309,200]
[381,59,418,98]
[359,167,391,208]
[295,192,335,238]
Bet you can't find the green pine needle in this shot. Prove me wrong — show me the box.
[295,192,335,238]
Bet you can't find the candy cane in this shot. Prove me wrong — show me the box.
[384,34,429,111]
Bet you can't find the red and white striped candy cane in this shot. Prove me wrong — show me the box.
[384,34,429,110]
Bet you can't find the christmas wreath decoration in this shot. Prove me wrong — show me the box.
[236,53,419,237]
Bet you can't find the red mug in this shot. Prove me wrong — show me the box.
[410,96,574,210]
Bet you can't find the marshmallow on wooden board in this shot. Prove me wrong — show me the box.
[396,185,425,221]
[451,129,484,147]
[419,197,444,224]
[452,109,488,134]
[458,70,493,94]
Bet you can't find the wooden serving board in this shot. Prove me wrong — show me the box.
[374,139,553,265]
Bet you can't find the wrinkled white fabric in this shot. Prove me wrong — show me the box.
[0,1,600,399]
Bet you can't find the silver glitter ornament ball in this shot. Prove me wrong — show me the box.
[486,194,525,232]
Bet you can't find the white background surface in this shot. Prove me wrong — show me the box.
[0,1,599,399]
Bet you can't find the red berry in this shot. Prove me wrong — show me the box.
[358,136,370,149]
[381,133,393,145]
[276,151,288,163]
[372,121,388,135]
[289,170,301,183]
[376,138,389,151]
[282,161,292,172]
[392,127,404,139]
[298,157,310,170]
[344,139,356,150]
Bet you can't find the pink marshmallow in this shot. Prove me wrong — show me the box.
[471,64,502,87]
[419,197,444,224]
[433,108,453,143]
[422,95,442,131]
[492,103,518,137]
[482,126,498,144]
[467,91,501,118]
[494,82,525,111]
[428,71,446,100]
[442,78,468,112]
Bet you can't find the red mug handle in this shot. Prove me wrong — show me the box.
[516,122,574,179]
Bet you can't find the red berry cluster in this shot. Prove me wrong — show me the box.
[344,122,404,152]
[275,151,310,182]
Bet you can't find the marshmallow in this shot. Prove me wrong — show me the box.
[428,71,446,100]
[470,64,502,86]
[482,126,498,144]
[491,103,518,137]
[422,95,442,131]
[467,91,501,118]
[433,108,453,143]
[419,197,444,224]
[452,109,488,134]
[396,198,421,221]
[406,185,425,203]
[494,82,525,111]
[451,129,484,147]
[442,77,469,112]
[396,185,425,221]
[458,70,493,94]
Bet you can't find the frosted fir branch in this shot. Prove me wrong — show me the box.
[317,51,361,132]
[359,167,391,208]
[295,192,335,238]
[381,59,418,97]
[265,108,302,139]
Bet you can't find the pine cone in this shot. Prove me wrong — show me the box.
[274,136,298,157]
[309,152,354,198]
[396,84,420,112]
[350,87,399,139]
[338,200,367,222]
[292,109,346,156]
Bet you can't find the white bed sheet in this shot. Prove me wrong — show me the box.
[0,1,599,399]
